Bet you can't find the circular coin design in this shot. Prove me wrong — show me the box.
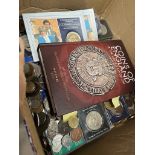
[100,24,108,35]
[68,45,116,95]
[62,134,72,148]
[66,32,81,42]
[52,134,63,152]
[70,127,83,142]
[46,119,58,140]
[86,111,103,131]
[68,116,79,129]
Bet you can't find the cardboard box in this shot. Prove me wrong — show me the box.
[19,0,135,155]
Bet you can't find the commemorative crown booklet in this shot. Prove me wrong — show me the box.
[38,40,135,116]
[22,9,98,62]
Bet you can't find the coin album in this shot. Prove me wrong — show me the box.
[38,40,135,116]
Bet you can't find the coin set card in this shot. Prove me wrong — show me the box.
[22,9,98,62]
[78,104,111,142]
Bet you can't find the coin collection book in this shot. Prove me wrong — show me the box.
[21,9,135,155]
[38,40,135,116]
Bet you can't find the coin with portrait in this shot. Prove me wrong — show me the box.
[66,32,81,42]
[85,111,103,131]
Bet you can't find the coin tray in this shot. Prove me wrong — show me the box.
[78,104,111,142]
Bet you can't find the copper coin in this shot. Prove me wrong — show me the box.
[68,116,79,129]
[70,127,83,142]
[31,104,43,113]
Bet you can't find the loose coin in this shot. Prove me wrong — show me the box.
[70,127,83,142]
[51,134,63,153]
[68,116,79,129]
[52,143,62,153]
[61,134,72,148]
[86,111,103,131]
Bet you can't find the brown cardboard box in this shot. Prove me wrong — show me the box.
[19,0,135,155]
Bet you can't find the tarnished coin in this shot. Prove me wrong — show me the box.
[61,134,72,148]
[30,95,43,113]
[86,111,103,131]
[26,82,36,94]
[52,134,63,152]
[31,104,43,113]
[68,45,116,95]
[66,32,81,42]
[58,121,71,134]
[68,116,79,129]
[70,127,83,142]
[100,24,108,35]
[46,119,58,140]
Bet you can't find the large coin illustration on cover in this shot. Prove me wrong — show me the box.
[68,45,116,95]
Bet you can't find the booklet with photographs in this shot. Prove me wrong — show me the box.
[22,9,98,62]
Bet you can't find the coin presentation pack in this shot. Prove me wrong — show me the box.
[78,104,111,142]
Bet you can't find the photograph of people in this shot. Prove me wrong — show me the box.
[37,26,59,44]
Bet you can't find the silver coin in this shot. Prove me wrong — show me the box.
[66,32,81,42]
[52,143,62,153]
[86,111,103,131]
[52,134,63,146]
[99,24,108,35]
[68,45,116,95]
[61,134,72,148]
[46,119,58,139]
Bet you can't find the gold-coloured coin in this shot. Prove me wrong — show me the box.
[68,116,79,129]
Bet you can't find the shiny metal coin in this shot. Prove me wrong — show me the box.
[52,134,63,152]
[68,116,79,129]
[68,45,116,95]
[46,119,58,140]
[52,143,62,153]
[66,32,81,42]
[100,24,108,35]
[86,111,103,131]
[52,134,63,147]
[61,134,72,148]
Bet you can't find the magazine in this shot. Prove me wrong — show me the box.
[22,9,98,62]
